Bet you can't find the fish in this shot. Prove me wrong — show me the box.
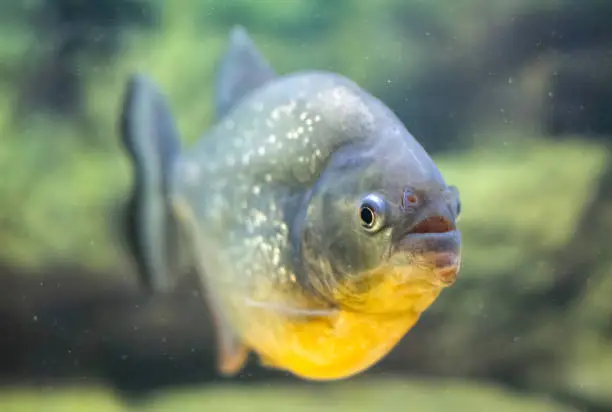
[119,25,462,381]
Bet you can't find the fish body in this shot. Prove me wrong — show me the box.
[120,26,462,381]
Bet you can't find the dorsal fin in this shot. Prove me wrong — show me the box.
[214,25,276,119]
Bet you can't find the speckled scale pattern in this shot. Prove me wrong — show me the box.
[173,72,381,300]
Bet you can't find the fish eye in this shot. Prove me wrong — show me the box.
[358,193,387,233]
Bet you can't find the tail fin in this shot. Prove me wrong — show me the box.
[119,74,182,294]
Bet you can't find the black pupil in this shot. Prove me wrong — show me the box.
[360,205,375,227]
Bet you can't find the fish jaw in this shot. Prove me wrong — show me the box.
[319,230,459,316]
[227,259,447,381]
[218,233,460,380]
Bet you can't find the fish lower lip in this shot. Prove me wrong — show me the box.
[395,230,461,255]
[405,229,459,239]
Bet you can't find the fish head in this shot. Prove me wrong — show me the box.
[293,97,462,315]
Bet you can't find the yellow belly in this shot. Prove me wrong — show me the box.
[241,283,442,380]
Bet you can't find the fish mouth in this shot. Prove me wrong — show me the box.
[329,217,461,315]
[391,216,462,286]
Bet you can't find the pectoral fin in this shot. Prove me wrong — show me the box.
[244,298,337,318]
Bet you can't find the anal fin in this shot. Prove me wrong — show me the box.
[202,278,250,376]
[214,314,249,376]
[172,197,250,376]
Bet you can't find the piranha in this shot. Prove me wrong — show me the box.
[119,26,462,381]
